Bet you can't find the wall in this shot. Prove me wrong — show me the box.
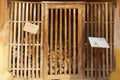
[0,0,11,80]
[109,0,120,80]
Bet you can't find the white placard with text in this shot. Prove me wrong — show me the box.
[23,22,39,34]
[88,37,109,48]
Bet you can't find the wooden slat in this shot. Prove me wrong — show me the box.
[64,9,67,75]
[27,3,31,78]
[73,9,76,74]
[50,9,53,75]
[41,3,44,78]
[44,4,49,79]
[82,4,85,77]
[9,1,13,71]
[84,4,87,77]
[86,4,89,77]
[32,3,36,78]
[105,2,109,76]
[98,4,101,77]
[55,9,58,75]
[109,3,113,73]
[30,3,33,77]
[31,3,34,78]
[24,2,29,78]
[59,9,62,75]
[78,6,82,76]
[94,3,98,78]
[90,3,94,78]
[13,2,17,76]
[16,2,21,77]
[20,2,25,77]
[68,9,71,75]
[98,4,101,37]
[101,3,105,77]
[36,3,39,78]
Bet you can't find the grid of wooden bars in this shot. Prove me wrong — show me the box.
[9,1,115,80]
[9,1,43,79]
[43,3,84,79]
[84,2,115,78]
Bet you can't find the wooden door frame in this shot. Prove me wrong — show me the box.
[42,1,85,79]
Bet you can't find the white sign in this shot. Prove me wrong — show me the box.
[23,22,39,34]
[88,37,109,48]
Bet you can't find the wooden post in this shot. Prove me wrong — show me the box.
[95,48,102,80]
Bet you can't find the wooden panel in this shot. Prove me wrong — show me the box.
[84,2,115,78]
[9,1,43,79]
[44,2,84,79]
[9,1,115,80]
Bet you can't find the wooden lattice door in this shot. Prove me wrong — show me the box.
[9,1,44,79]
[43,2,84,79]
[9,1,114,80]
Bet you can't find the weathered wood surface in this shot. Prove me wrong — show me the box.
[43,2,84,79]
[84,2,114,78]
[9,1,43,79]
[9,1,115,80]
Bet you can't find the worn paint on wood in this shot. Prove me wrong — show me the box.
[8,1,115,80]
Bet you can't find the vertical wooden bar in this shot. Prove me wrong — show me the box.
[64,9,67,75]
[86,4,89,77]
[82,4,85,78]
[95,3,98,79]
[27,3,31,78]
[50,9,53,75]
[30,3,33,78]
[24,2,28,78]
[68,9,71,75]
[78,6,82,76]
[9,1,13,71]
[90,3,93,78]
[36,3,39,78]
[109,3,113,72]
[32,3,36,78]
[102,3,105,77]
[105,2,109,76]
[98,4,101,77]
[16,2,19,77]
[94,3,98,78]
[98,4,101,37]
[41,3,44,78]
[21,2,24,77]
[27,3,30,78]
[83,4,86,77]
[94,3,97,38]
[73,9,76,74]
[55,9,58,75]
[44,4,49,79]
[13,2,17,76]
[59,9,63,75]
[16,2,21,77]
[29,3,33,78]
